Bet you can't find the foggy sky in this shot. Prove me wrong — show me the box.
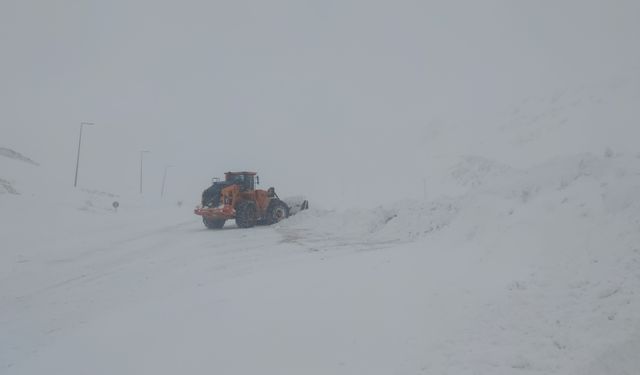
[2,0,639,208]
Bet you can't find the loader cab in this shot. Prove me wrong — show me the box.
[225,171,257,191]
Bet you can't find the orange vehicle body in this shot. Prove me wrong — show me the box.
[194,183,271,220]
[194,171,289,229]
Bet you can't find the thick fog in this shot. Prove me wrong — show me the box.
[2,0,639,208]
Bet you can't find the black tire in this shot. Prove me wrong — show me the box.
[203,218,226,229]
[266,199,290,225]
[235,201,257,228]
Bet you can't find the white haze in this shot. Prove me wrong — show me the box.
[1,0,639,207]
[4,2,640,374]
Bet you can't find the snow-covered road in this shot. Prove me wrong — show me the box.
[1,211,510,375]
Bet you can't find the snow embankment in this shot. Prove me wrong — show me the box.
[0,178,19,195]
[273,152,640,373]
[0,147,39,166]
[282,151,640,245]
[0,147,40,195]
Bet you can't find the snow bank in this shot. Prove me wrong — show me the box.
[0,178,18,195]
[0,147,39,166]
[274,152,640,373]
[0,147,39,195]
[280,152,640,253]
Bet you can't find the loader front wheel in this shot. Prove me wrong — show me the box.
[235,201,257,228]
[203,218,226,229]
[266,199,290,225]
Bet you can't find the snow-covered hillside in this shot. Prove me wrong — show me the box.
[0,148,39,167]
[2,142,640,374]
[0,148,37,195]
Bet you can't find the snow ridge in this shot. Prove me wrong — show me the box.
[0,178,19,195]
[0,147,39,166]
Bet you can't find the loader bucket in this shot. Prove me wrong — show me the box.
[283,196,309,216]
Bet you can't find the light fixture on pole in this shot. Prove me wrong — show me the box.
[139,150,150,194]
[161,165,175,198]
[74,122,95,188]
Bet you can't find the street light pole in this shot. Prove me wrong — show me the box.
[161,165,175,198]
[140,150,150,194]
[74,122,95,188]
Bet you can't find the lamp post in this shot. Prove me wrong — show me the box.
[74,122,95,188]
[139,150,150,194]
[161,165,175,198]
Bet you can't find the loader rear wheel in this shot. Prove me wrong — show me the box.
[203,218,226,229]
[266,199,289,225]
[235,201,257,228]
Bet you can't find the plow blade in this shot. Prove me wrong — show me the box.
[283,196,309,216]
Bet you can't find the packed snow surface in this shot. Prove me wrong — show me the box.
[2,149,640,375]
